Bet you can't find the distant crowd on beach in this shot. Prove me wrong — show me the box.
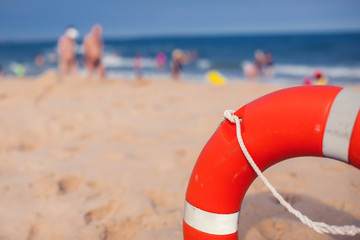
[55,24,198,81]
[0,26,330,86]
[0,24,197,81]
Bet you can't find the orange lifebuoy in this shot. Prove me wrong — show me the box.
[183,86,360,240]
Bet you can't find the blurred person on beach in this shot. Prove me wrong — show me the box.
[171,49,186,80]
[263,51,274,77]
[302,77,313,85]
[35,54,45,68]
[156,52,167,71]
[243,50,264,81]
[244,49,274,80]
[302,70,328,85]
[243,62,257,80]
[12,61,26,77]
[57,26,79,76]
[83,24,106,79]
[133,54,143,80]
[313,70,328,85]
[170,49,197,80]
[0,65,3,78]
[254,49,265,73]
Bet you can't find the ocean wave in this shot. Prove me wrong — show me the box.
[196,59,211,69]
[102,55,156,68]
[275,64,360,79]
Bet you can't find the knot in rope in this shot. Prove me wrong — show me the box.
[223,110,237,123]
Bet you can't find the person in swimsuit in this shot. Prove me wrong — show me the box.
[83,24,106,79]
[57,26,78,76]
[171,49,186,80]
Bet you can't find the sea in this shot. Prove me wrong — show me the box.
[0,32,359,86]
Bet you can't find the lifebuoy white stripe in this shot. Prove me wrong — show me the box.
[184,201,239,235]
[323,89,360,163]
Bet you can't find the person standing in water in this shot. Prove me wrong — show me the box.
[57,26,79,76]
[83,24,106,79]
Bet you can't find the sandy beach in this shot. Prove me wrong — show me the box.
[0,71,359,240]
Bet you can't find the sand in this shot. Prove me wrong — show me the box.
[0,71,359,240]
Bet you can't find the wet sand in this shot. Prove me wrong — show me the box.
[0,71,359,240]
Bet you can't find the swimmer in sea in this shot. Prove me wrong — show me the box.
[83,24,106,79]
[57,26,78,76]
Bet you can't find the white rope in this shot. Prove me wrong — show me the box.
[221,109,360,236]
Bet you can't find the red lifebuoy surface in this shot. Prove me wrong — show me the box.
[183,86,360,240]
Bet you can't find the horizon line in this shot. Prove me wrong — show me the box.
[1,28,360,43]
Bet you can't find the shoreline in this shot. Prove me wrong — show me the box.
[2,68,360,90]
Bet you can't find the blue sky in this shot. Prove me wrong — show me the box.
[1,0,360,40]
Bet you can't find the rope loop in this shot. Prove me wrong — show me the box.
[222,109,360,236]
[223,110,237,123]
